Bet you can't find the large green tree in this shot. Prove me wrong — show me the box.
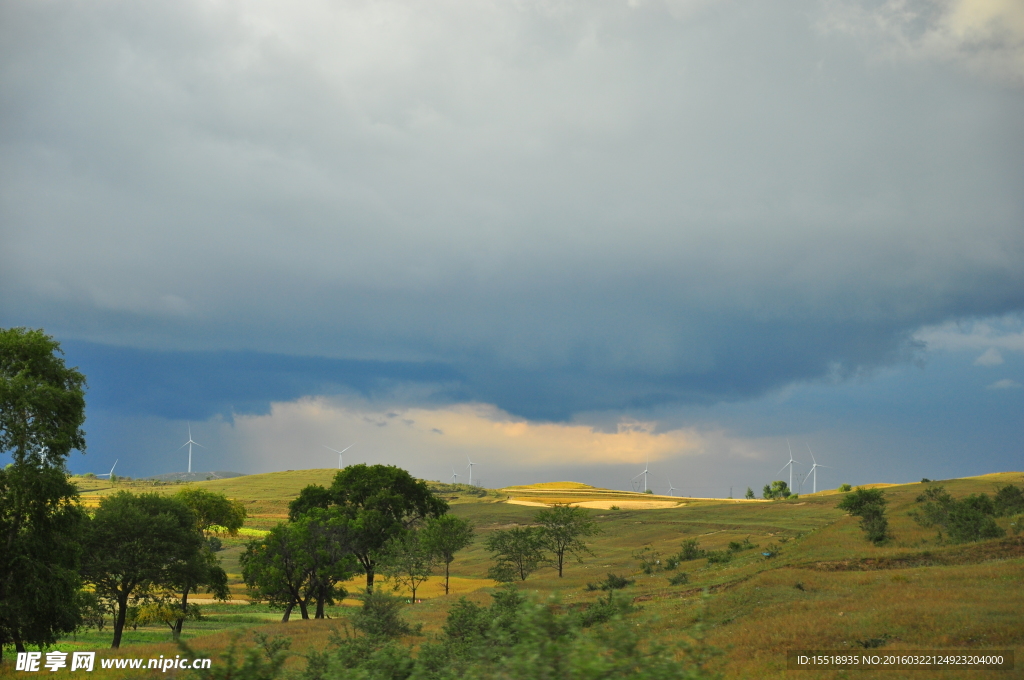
[241,508,357,621]
[81,492,205,647]
[289,464,448,591]
[535,505,600,577]
[170,488,246,637]
[421,515,474,594]
[0,328,88,660]
[486,527,545,582]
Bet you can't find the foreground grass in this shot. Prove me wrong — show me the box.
[3,471,1021,678]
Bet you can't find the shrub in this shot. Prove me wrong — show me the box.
[586,573,635,591]
[351,590,420,639]
[667,571,690,586]
[677,539,705,561]
[727,537,754,553]
[761,543,780,559]
[994,484,1024,517]
[838,488,890,544]
[705,550,732,565]
[839,483,852,492]
[578,590,634,628]
[632,546,662,574]
[744,487,755,499]
[911,486,1005,544]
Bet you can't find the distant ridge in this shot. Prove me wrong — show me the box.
[145,471,247,482]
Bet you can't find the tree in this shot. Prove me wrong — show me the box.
[421,515,474,595]
[535,505,600,577]
[288,464,448,592]
[744,487,755,499]
[837,487,890,544]
[763,481,791,500]
[81,492,205,647]
[0,328,88,661]
[486,527,545,582]
[175,487,247,535]
[378,530,436,601]
[169,488,245,638]
[241,510,357,621]
[242,522,312,622]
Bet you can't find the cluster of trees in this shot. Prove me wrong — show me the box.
[484,505,599,582]
[241,464,475,620]
[1,328,246,656]
[762,481,793,500]
[910,484,1023,543]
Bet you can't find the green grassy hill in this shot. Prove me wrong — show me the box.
[19,469,1022,679]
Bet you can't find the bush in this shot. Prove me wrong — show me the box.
[838,488,890,544]
[761,543,780,559]
[994,485,1024,517]
[911,486,1005,544]
[351,590,420,639]
[677,539,705,561]
[180,631,290,680]
[667,571,689,586]
[578,591,634,628]
[632,546,662,574]
[839,484,852,492]
[727,537,754,553]
[586,573,635,591]
[705,550,732,565]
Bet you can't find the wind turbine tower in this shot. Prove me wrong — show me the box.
[466,456,475,486]
[324,443,355,469]
[451,468,460,484]
[632,456,650,493]
[805,444,832,494]
[668,479,678,497]
[778,439,800,494]
[179,424,204,474]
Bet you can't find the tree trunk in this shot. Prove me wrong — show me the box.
[111,592,129,649]
[173,586,190,641]
[557,551,564,577]
[315,587,326,619]
[281,602,294,622]
[365,568,375,592]
[444,560,451,594]
[298,598,310,620]
[14,639,26,654]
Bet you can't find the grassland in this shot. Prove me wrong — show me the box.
[3,470,1022,679]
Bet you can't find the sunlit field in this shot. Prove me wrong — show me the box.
[3,471,1021,679]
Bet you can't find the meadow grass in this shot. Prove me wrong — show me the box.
[4,470,1020,678]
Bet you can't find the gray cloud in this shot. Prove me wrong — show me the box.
[2,0,1023,420]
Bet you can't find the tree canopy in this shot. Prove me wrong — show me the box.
[81,492,205,647]
[0,328,88,661]
[288,464,448,591]
[535,505,599,577]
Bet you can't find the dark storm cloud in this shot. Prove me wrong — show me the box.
[2,0,1023,422]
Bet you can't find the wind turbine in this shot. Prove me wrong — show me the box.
[178,424,204,474]
[324,443,355,469]
[805,444,832,494]
[632,456,650,493]
[451,467,460,484]
[777,439,800,494]
[97,460,118,479]
[667,479,678,497]
[466,456,475,486]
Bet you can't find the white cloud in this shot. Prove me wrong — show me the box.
[974,347,1005,365]
[819,0,1024,84]
[916,316,1024,353]
[212,396,777,486]
[987,378,1022,389]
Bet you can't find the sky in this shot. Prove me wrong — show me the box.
[2,0,1022,495]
